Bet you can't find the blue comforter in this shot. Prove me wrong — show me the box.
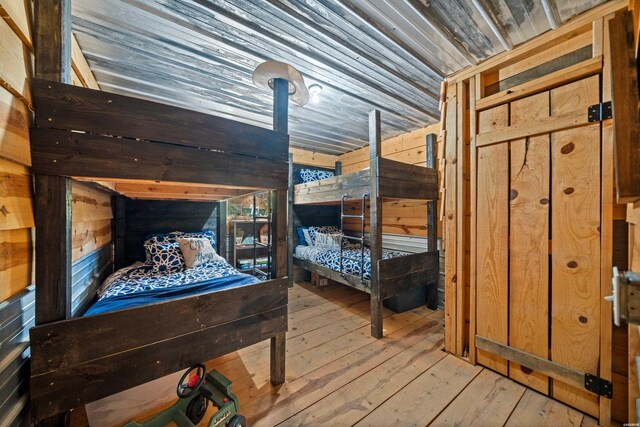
[85,262,260,316]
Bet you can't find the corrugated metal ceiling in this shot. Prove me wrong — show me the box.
[71,0,606,154]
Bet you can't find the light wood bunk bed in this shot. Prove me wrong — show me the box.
[28,78,291,423]
[289,110,439,338]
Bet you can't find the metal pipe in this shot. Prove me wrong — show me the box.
[540,0,562,29]
[361,192,369,282]
[340,194,347,277]
[469,0,513,51]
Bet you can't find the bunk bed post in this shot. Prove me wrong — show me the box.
[270,77,289,385]
[369,110,384,339]
[33,1,73,425]
[426,133,439,309]
[287,153,294,288]
[217,201,228,260]
[335,160,342,176]
[34,177,72,324]
[34,0,72,83]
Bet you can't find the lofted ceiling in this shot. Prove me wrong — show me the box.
[71,0,606,155]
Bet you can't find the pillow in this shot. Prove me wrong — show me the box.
[314,232,342,251]
[296,227,309,246]
[303,229,313,248]
[298,169,334,183]
[177,237,225,268]
[145,242,185,273]
[144,230,216,263]
[308,226,340,246]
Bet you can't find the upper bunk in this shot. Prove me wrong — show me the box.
[293,160,438,204]
[293,111,438,205]
[29,79,289,200]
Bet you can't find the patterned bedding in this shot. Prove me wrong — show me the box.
[85,260,259,316]
[294,244,406,282]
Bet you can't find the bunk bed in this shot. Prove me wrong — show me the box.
[27,78,291,422]
[290,110,440,338]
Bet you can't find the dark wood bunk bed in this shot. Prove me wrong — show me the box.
[27,78,291,423]
[289,110,439,339]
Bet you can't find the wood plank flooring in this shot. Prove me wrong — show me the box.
[75,282,598,426]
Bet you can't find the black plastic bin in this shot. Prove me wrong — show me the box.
[383,283,438,313]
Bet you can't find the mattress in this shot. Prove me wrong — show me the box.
[294,244,406,281]
[84,260,260,316]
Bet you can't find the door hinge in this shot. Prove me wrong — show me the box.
[587,101,612,122]
[584,373,613,398]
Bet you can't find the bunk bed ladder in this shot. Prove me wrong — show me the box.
[340,193,370,283]
[253,193,272,280]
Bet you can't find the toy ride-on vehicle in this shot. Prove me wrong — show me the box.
[123,363,246,427]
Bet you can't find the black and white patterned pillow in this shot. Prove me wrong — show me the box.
[298,169,334,183]
[307,226,340,246]
[144,231,217,264]
[145,242,185,273]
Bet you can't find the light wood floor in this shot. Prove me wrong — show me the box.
[204,281,597,426]
[79,281,599,426]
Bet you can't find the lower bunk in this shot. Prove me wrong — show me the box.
[293,243,438,337]
[29,233,288,422]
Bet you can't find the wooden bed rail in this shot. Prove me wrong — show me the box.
[377,158,438,200]
[29,79,289,190]
[32,79,288,160]
[378,251,439,299]
[29,278,288,421]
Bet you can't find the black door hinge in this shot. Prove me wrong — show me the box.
[587,101,612,122]
[584,373,613,398]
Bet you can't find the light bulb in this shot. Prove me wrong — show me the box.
[308,84,322,104]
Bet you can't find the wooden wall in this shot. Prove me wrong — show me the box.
[0,1,108,423]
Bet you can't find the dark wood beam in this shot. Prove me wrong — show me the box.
[270,77,288,385]
[426,133,437,252]
[29,128,288,190]
[34,176,72,325]
[369,109,383,339]
[426,133,439,309]
[287,153,294,288]
[31,79,288,161]
[34,0,71,83]
[33,2,73,424]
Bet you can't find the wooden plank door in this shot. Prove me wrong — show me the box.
[474,74,604,418]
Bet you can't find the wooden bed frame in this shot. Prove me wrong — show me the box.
[28,78,291,422]
[290,110,439,338]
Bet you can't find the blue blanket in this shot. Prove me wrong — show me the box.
[85,263,260,316]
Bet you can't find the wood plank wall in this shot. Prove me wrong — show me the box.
[0,1,108,423]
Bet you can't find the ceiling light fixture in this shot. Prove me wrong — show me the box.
[308,84,323,104]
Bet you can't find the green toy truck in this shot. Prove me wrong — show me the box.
[123,364,245,427]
